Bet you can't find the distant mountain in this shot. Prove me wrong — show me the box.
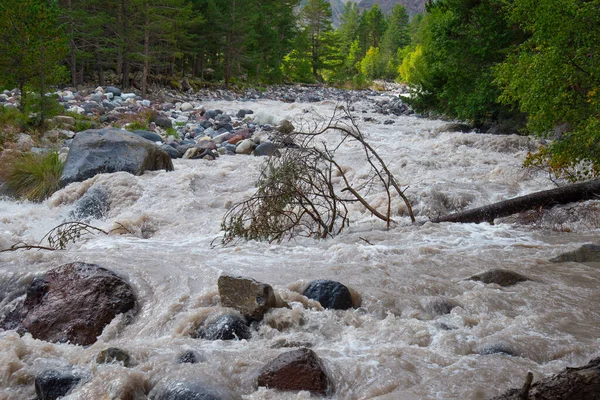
[357,0,427,18]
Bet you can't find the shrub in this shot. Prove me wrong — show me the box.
[1,151,64,201]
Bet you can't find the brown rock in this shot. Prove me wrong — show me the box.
[1,262,136,346]
[227,134,245,145]
[257,348,330,395]
[469,269,528,287]
[218,275,276,322]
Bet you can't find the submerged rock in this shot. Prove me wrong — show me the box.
[35,367,87,400]
[434,123,473,134]
[469,269,529,287]
[178,350,201,364]
[59,128,173,187]
[70,185,109,220]
[257,348,330,395]
[303,280,353,310]
[1,262,136,346]
[150,380,240,400]
[550,244,600,263]
[96,347,132,367]
[218,275,276,322]
[478,343,517,356]
[193,314,251,341]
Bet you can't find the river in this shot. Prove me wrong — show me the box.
[1,96,599,399]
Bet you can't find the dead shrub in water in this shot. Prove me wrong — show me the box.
[0,151,63,202]
[220,105,414,245]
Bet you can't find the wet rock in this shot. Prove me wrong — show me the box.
[253,142,281,157]
[178,350,201,364]
[193,314,251,341]
[96,347,132,367]
[434,123,473,134]
[150,380,240,400]
[70,185,109,220]
[235,139,255,155]
[237,109,253,118]
[59,128,173,187]
[35,367,86,400]
[161,144,183,159]
[491,356,600,400]
[133,130,164,143]
[1,262,136,346]
[469,269,529,287]
[303,280,353,310]
[153,115,173,129]
[478,343,517,356]
[277,120,295,135]
[257,348,330,395]
[384,119,395,125]
[218,275,277,322]
[550,244,600,263]
[424,297,459,316]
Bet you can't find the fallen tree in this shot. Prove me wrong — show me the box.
[432,178,600,224]
[491,357,600,399]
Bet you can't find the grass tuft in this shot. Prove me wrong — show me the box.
[1,151,64,202]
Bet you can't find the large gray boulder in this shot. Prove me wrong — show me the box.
[59,128,173,187]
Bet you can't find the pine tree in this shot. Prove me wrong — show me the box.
[301,0,333,79]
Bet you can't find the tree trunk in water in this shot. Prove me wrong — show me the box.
[432,179,600,224]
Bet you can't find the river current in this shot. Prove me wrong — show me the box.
[1,97,599,399]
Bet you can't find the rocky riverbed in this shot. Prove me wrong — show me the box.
[1,85,600,399]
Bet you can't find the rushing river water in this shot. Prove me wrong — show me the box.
[1,97,599,400]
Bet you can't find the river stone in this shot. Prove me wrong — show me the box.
[303,280,353,310]
[133,130,164,143]
[153,115,173,129]
[161,144,183,159]
[35,367,86,400]
[96,347,132,367]
[193,314,251,341]
[235,139,255,155]
[0,262,136,346]
[70,185,109,220]
[105,86,121,97]
[236,109,253,118]
[54,115,76,126]
[424,297,460,316]
[550,244,600,263]
[150,380,240,400]
[277,120,294,135]
[491,356,600,400]
[178,350,201,364]
[180,102,194,112]
[478,343,516,356]
[257,348,330,395]
[218,275,276,322]
[253,142,281,157]
[59,128,173,187]
[469,269,529,287]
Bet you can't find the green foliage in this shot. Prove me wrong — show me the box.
[495,0,600,180]
[165,127,178,137]
[359,47,386,80]
[400,0,524,127]
[1,151,64,202]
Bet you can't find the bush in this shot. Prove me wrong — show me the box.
[0,151,64,201]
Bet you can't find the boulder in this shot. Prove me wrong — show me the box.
[59,128,173,187]
[253,142,281,157]
[303,280,353,310]
[149,380,240,400]
[54,115,76,126]
[70,185,109,220]
[218,275,276,322]
[550,244,600,263]
[96,347,132,367]
[180,102,194,112]
[469,269,528,287]
[424,297,459,316]
[160,144,183,159]
[0,262,136,346]
[133,130,164,143]
[491,357,600,400]
[236,109,253,118]
[257,348,330,395]
[193,314,251,341]
[35,367,87,400]
[235,139,255,155]
[105,86,122,97]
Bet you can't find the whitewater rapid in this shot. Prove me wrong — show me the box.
[1,97,599,399]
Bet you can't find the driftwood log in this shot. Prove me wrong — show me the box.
[490,357,600,399]
[432,179,600,224]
